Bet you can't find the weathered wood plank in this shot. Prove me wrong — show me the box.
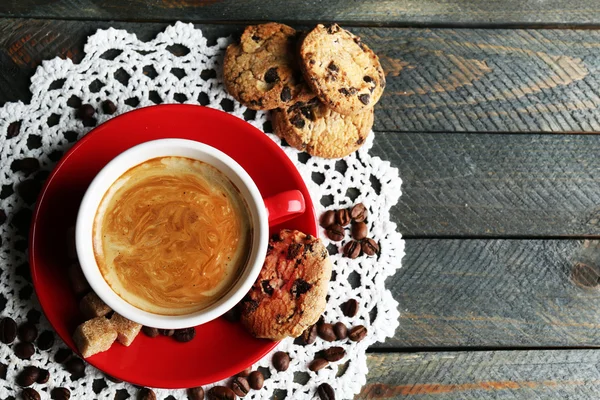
[5,20,600,133]
[3,1,600,27]
[361,350,600,399]
[375,239,600,349]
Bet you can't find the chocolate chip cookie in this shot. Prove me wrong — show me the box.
[240,230,331,340]
[299,24,385,115]
[272,97,373,158]
[224,23,313,110]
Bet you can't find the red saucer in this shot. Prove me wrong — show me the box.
[29,105,317,388]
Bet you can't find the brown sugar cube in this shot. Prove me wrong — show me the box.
[73,317,117,358]
[110,313,142,346]
[80,292,112,319]
[68,263,90,297]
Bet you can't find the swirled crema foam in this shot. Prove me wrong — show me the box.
[93,156,252,315]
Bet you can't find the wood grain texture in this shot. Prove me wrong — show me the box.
[5,20,600,133]
[375,239,600,349]
[4,0,600,26]
[361,351,600,399]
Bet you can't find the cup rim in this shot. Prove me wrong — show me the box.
[75,138,268,329]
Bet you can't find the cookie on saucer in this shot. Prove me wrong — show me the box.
[240,230,331,340]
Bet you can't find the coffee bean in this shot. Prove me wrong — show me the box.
[207,385,236,400]
[18,321,38,343]
[36,368,49,384]
[37,330,54,350]
[0,317,17,344]
[173,327,196,343]
[272,351,290,371]
[14,342,35,360]
[342,240,361,259]
[186,387,204,400]
[317,382,335,400]
[351,222,368,240]
[158,329,174,337]
[0,362,7,379]
[350,203,367,222]
[65,357,85,378]
[77,104,95,120]
[22,387,40,400]
[51,387,71,400]
[248,370,264,390]
[11,158,40,175]
[361,238,379,256]
[341,299,359,318]
[223,306,241,322]
[7,121,21,139]
[237,367,251,377]
[323,346,345,362]
[309,358,328,372]
[317,323,336,342]
[325,224,344,241]
[301,324,318,345]
[349,325,368,342]
[138,387,156,400]
[102,100,117,115]
[142,326,159,338]
[54,348,73,363]
[319,210,335,228]
[333,322,348,340]
[231,376,250,397]
[17,366,39,387]
[335,209,350,226]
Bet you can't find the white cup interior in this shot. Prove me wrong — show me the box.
[75,139,268,329]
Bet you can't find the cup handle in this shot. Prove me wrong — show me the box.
[264,190,306,226]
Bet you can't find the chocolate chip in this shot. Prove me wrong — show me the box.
[54,348,73,364]
[142,326,159,338]
[309,358,329,372]
[290,113,305,129]
[341,299,359,317]
[186,387,204,400]
[264,67,280,84]
[350,203,368,222]
[317,383,335,400]
[11,158,40,175]
[14,342,35,359]
[325,224,344,241]
[208,386,236,400]
[173,327,196,343]
[351,222,368,240]
[358,93,370,105]
[333,322,348,340]
[280,86,292,102]
[65,357,85,378]
[261,280,274,296]
[242,299,259,315]
[102,100,117,115]
[0,317,17,344]
[252,35,261,42]
[36,368,49,384]
[357,136,365,145]
[323,346,345,362]
[287,243,303,259]
[327,62,339,72]
[320,210,335,228]
[22,388,40,400]
[272,351,291,371]
[138,387,156,400]
[326,24,340,34]
[291,279,312,298]
[51,387,71,400]
[231,376,250,397]
[354,37,366,51]
[7,121,21,139]
[342,240,361,259]
[300,106,315,121]
[223,305,241,322]
[301,324,318,345]
[361,238,379,256]
[77,104,95,120]
[158,329,174,337]
[318,323,336,342]
[17,366,39,387]
[248,371,264,390]
[18,321,38,343]
[363,75,373,83]
[349,325,368,342]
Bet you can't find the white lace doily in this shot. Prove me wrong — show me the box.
[0,22,404,399]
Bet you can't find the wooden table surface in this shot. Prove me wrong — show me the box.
[3,1,600,399]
